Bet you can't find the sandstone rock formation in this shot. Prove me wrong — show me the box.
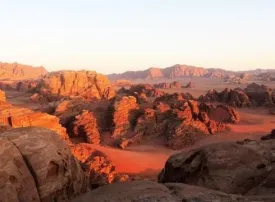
[0,104,69,142]
[110,96,139,138]
[0,127,87,202]
[199,88,252,107]
[199,83,275,108]
[159,139,275,196]
[112,79,132,87]
[153,81,182,89]
[16,80,38,92]
[208,104,240,123]
[71,110,101,144]
[244,83,275,107]
[154,93,194,105]
[114,97,236,150]
[72,144,129,188]
[0,89,6,103]
[0,62,47,80]
[261,129,275,140]
[71,180,275,202]
[129,84,164,97]
[37,71,116,101]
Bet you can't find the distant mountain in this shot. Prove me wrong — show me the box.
[107,64,275,80]
[108,64,233,80]
[0,62,47,80]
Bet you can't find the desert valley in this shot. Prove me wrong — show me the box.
[0,62,275,201]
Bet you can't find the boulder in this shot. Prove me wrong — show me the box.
[71,180,275,202]
[159,139,275,195]
[71,181,178,202]
[0,137,40,202]
[0,127,87,202]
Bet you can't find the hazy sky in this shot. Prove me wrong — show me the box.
[0,0,274,74]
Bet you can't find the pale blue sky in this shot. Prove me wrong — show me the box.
[0,0,274,73]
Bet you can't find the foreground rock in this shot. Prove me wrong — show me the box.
[0,127,87,202]
[71,180,275,202]
[36,71,116,101]
[159,139,275,195]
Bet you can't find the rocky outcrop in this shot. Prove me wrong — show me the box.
[129,84,164,97]
[199,88,252,108]
[71,180,275,202]
[0,127,87,202]
[0,104,69,142]
[112,79,132,87]
[261,129,275,140]
[117,98,234,150]
[110,96,139,138]
[153,81,182,89]
[71,110,100,144]
[16,80,38,92]
[208,104,240,123]
[244,83,275,107]
[184,81,193,88]
[199,84,275,108]
[72,144,129,188]
[155,93,194,106]
[159,139,275,196]
[37,71,116,101]
[0,89,6,103]
[0,62,47,80]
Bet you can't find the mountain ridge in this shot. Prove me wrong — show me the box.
[107,64,275,80]
[0,62,47,80]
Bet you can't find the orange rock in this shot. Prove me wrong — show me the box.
[72,110,100,144]
[0,62,47,80]
[0,90,6,103]
[111,96,139,138]
[72,143,129,188]
[0,105,70,143]
[38,71,116,100]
